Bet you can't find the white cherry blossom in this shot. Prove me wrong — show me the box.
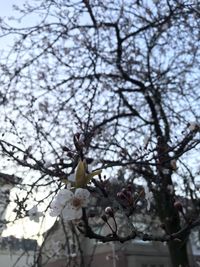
[50,188,90,220]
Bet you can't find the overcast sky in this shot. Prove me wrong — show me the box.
[0,0,16,17]
[0,1,55,240]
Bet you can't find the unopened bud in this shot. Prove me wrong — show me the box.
[122,188,127,193]
[117,192,125,199]
[121,188,133,199]
[125,190,132,198]
[174,201,183,212]
[105,207,114,217]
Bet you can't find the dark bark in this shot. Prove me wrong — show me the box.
[155,188,190,267]
[168,241,190,267]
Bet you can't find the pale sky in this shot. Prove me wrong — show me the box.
[0,0,16,17]
[0,0,55,241]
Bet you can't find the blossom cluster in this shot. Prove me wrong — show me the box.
[50,188,90,220]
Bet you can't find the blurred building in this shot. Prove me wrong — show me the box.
[0,172,38,267]
[0,172,22,232]
[40,217,200,267]
[35,182,200,267]
[0,236,37,267]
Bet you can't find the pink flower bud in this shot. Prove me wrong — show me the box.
[174,201,183,212]
[122,188,127,193]
[117,192,125,199]
[105,207,114,217]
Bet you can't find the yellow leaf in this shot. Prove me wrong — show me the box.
[75,159,102,188]
[75,159,86,188]
[86,169,102,183]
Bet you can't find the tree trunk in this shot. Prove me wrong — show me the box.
[154,182,191,267]
[168,240,190,267]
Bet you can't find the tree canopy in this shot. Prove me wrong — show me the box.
[0,1,200,267]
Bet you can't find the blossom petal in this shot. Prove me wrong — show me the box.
[75,188,90,206]
[56,189,73,205]
[50,200,63,216]
[68,174,75,182]
[62,205,82,220]
[50,208,61,217]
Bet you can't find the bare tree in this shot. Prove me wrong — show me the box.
[0,0,200,266]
